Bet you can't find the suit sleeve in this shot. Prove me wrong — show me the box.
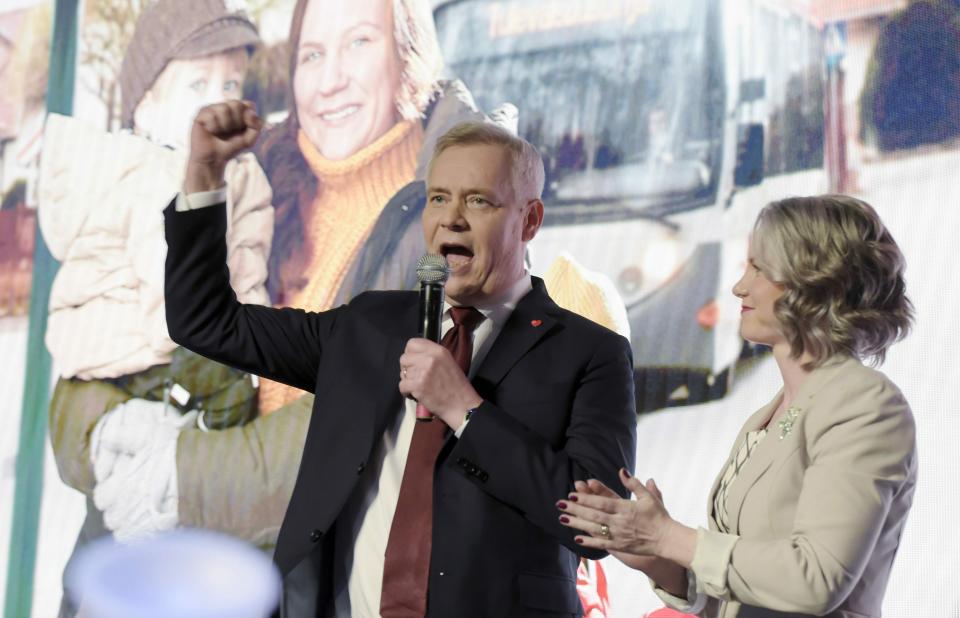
[164,201,333,391]
[449,332,637,559]
[695,374,917,614]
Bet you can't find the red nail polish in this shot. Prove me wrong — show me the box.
[568,494,578,502]
[621,468,631,478]
[556,501,567,510]
[559,515,570,524]
[575,537,584,544]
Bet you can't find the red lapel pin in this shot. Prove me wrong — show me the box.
[531,319,542,327]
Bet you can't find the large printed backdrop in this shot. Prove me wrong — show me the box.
[1,0,958,615]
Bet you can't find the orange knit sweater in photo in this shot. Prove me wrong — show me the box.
[258,120,424,413]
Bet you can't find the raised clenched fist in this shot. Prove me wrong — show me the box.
[184,100,263,193]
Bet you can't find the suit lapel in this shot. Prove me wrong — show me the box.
[706,392,781,529]
[719,356,857,533]
[471,278,562,393]
[723,401,790,533]
[367,282,561,437]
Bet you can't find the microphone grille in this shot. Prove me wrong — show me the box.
[416,254,450,284]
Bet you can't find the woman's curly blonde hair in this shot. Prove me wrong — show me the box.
[752,195,913,368]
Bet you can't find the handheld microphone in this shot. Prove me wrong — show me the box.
[414,254,450,421]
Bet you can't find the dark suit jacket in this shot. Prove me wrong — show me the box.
[164,201,638,617]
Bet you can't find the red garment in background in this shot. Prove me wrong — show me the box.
[577,559,610,617]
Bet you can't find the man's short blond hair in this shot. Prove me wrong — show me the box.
[430,121,546,202]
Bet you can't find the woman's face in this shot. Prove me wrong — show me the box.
[733,238,786,348]
[293,0,402,161]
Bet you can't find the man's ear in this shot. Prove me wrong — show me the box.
[521,198,544,242]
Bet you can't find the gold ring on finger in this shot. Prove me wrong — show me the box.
[599,523,611,540]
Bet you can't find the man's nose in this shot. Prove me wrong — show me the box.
[438,201,468,229]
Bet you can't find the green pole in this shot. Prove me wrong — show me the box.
[3,0,76,615]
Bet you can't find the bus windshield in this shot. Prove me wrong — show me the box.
[434,0,725,223]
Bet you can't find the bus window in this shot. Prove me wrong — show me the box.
[433,0,725,226]
[739,2,825,175]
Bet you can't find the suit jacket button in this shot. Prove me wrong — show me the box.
[357,462,365,474]
[309,529,322,542]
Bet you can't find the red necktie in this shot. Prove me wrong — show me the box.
[380,306,485,618]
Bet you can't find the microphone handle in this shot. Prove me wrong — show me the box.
[416,282,445,421]
[418,282,444,343]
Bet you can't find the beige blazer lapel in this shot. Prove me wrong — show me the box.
[715,356,858,534]
[706,392,781,531]
[723,407,801,533]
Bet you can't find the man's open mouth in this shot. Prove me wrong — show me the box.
[441,243,474,269]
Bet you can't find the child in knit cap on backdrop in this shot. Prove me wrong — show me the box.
[36,0,273,614]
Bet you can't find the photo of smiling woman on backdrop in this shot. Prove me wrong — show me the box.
[558,194,917,618]
[84,0,490,549]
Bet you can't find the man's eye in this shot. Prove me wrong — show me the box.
[468,196,489,207]
[223,80,240,93]
[429,195,446,205]
[189,79,207,93]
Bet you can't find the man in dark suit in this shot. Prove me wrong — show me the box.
[164,100,637,617]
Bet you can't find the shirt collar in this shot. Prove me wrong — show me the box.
[444,273,533,326]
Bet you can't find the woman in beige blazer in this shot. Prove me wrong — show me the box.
[557,194,917,617]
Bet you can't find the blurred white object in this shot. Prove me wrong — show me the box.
[489,102,519,134]
[91,399,194,541]
[67,529,281,618]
